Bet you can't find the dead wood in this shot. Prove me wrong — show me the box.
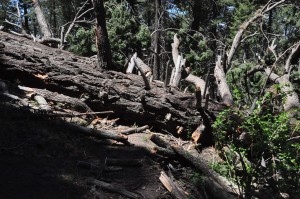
[62,121,130,144]
[214,56,233,106]
[159,170,189,199]
[151,134,238,199]
[171,145,239,199]
[152,146,176,157]
[170,33,207,95]
[126,52,137,74]
[87,178,140,199]
[115,125,149,135]
[150,133,171,149]
[18,85,93,112]
[133,57,151,90]
[0,31,224,137]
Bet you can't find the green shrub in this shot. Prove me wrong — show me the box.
[212,89,300,198]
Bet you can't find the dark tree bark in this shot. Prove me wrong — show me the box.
[22,1,30,34]
[191,0,201,31]
[92,0,113,70]
[0,31,225,139]
[153,0,161,80]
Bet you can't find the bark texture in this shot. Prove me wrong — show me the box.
[32,0,52,38]
[153,0,161,80]
[214,56,233,106]
[0,31,224,136]
[92,0,113,70]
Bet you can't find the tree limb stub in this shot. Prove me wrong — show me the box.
[126,52,137,74]
[133,57,151,90]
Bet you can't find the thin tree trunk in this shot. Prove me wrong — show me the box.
[191,0,201,31]
[23,2,30,34]
[32,0,52,38]
[153,0,161,80]
[92,0,113,70]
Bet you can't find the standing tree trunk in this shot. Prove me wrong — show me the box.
[50,0,57,37]
[153,0,161,80]
[32,0,52,38]
[92,0,113,70]
[191,0,201,31]
[23,1,30,34]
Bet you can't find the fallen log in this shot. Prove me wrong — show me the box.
[0,31,223,137]
[62,121,130,145]
[87,178,140,199]
[148,133,238,198]
[171,145,239,199]
[115,125,149,135]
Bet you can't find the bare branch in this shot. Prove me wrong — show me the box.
[268,38,278,60]
[214,55,233,106]
[63,1,94,42]
[285,41,300,74]
[227,0,286,69]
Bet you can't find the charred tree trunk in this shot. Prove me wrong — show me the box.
[92,0,113,70]
[0,31,224,137]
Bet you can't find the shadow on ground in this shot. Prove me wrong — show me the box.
[0,102,166,199]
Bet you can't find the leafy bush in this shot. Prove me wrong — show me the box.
[212,88,300,198]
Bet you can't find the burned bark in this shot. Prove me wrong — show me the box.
[0,31,224,137]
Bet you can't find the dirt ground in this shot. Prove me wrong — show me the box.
[0,103,175,199]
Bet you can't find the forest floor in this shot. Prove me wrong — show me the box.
[0,99,203,199]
